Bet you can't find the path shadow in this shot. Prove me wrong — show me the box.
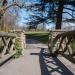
[61,54,75,64]
[26,39,40,44]
[30,48,74,75]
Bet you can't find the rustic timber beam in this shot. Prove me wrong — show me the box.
[0,31,16,65]
[0,31,16,37]
[48,30,75,58]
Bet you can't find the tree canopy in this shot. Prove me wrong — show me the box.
[25,0,75,29]
[0,0,75,30]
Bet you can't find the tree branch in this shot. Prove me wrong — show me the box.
[64,7,75,11]
[0,3,23,14]
[63,12,75,18]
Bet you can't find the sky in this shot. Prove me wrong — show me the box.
[16,0,40,26]
[8,0,75,29]
[0,0,75,28]
[18,9,29,26]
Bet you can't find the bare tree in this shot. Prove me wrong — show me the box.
[0,0,23,31]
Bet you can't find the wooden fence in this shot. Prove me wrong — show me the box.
[0,31,16,65]
[10,30,26,54]
[48,30,75,62]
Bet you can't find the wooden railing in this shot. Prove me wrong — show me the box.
[0,31,16,65]
[10,30,26,52]
[48,30,75,60]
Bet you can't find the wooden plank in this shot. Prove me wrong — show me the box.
[58,30,75,36]
[0,31,16,37]
[1,38,10,57]
[9,44,15,53]
[0,51,16,66]
[54,36,65,53]
[58,55,75,74]
[49,30,75,56]
[65,37,73,55]
[0,31,16,65]
[2,37,7,45]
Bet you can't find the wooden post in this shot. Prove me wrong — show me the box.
[10,30,26,54]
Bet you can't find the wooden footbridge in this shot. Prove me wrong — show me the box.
[0,30,75,75]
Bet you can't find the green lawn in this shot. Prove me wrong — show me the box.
[26,32,75,51]
[26,32,49,44]
[25,31,49,35]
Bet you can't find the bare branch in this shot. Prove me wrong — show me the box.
[63,12,75,18]
[0,3,23,14]
[64,7,75,11]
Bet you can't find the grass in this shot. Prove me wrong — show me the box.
[26,32,75,51]
[26,32,49,44]
[25,31,49,35]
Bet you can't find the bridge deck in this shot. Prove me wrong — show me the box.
[0,39,75,75]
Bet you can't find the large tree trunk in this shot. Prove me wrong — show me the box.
[55,0,64,29]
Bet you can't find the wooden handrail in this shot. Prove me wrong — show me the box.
[0,31,16,65]
[48,30,75,59]
[0,31,16,37]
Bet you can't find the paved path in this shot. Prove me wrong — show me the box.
[0,39,47,75]
[0,39,75,75]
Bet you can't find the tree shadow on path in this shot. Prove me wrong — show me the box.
[30,48,74,75]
